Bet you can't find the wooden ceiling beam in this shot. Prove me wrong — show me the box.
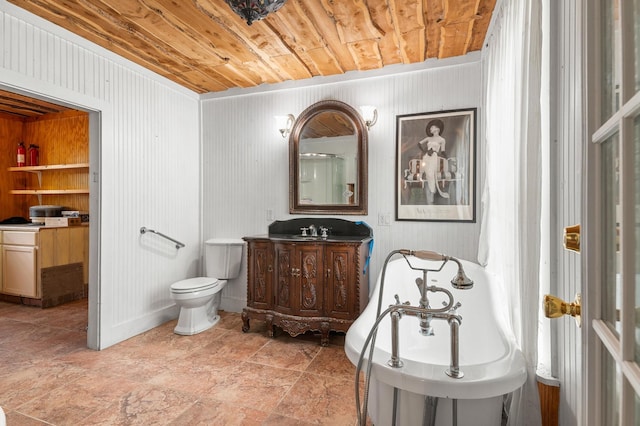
[438,0,483,57]
[296,0,359,72]
[0,90,74,118]
[467,0,496,52]
[366,1,403,67]
[424,0,446,59]
[386,0,426,63]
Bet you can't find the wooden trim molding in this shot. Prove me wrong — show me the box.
[537,377,560,426]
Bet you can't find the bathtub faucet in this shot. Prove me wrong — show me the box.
[415,276,454,335]
[387,302,464,378]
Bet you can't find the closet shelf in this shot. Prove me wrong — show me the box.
[10,189,89,195]
[8,163,90,203]
[8,163,89,172]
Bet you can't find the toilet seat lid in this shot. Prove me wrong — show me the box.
[171,277,219,293]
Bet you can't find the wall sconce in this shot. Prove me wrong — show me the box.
[359,105,378,130]
[275,114,295,138]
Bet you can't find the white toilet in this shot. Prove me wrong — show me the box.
[170,238,244,335]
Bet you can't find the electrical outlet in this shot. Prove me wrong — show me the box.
[266,209,273,221]
[378,213,391,226]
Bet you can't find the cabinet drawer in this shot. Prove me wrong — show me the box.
[3,231,38,246]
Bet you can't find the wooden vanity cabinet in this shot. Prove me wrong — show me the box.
[242,236,371,346]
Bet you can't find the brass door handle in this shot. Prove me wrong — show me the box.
[563,224,580,253]
[543,293,581,327]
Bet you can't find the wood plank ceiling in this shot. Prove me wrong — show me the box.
[7,0,497,95]
[0,89,77,119]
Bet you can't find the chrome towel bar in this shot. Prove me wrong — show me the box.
[140,227,185,249]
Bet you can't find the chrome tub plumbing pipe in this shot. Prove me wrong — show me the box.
[388,310,404,368]
[446,312,463,379]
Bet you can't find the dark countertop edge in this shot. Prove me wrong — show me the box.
[244,234,373,243]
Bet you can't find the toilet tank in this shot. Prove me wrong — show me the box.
[204,238,244,279]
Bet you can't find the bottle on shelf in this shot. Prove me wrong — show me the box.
[16,142,26,167]
[28,144,39,166]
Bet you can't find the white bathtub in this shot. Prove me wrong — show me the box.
[345,255,527,426]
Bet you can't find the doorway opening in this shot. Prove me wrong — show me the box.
[0,86,100,349]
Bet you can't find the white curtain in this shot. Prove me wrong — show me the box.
[478,0,543,424]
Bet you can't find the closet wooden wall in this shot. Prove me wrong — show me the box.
[0,110,89,220]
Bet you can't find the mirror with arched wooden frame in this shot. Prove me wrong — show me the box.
[289,100,368,215]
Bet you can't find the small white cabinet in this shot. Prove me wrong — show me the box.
[0,226,89,305]
[1,231,38,298]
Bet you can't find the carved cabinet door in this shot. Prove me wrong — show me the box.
[273,242,297,315]
[324,244,357,319]
[246,240,273,310]
[273,242,324,316]
[296,243,324,317]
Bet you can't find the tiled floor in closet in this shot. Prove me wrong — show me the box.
[0,299,367,425]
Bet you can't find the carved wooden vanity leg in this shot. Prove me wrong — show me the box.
[266,314,275,338]
[320,321,330,347]
[241,311,250,332]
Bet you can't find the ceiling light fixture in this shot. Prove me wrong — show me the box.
[359,105,378,130]
[275,114,295,138]
[225,0,288,26]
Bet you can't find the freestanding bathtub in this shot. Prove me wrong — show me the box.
[344,253,527,426]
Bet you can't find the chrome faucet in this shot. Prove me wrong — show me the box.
[308,224,317,237]
[415,276,454,336]
[387,301,464,378]
[319,226,328,238]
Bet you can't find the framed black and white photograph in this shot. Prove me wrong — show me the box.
[396,108,476,222]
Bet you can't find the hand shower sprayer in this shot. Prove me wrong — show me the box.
[397,249,474,289]
[447,256,474,289]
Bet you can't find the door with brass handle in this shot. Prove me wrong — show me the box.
[543,293,581,327]
[544,224,582,327]
[563,224,580,252]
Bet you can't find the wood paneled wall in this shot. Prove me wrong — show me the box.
[22,111,89,212]
[0,112,27,218]
[0,110,89,219]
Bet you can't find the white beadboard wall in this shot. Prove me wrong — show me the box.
[201,61,484,313]
[0,2,201,349]
[551,0,583,424]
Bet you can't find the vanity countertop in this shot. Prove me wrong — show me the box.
[245,233,372,243]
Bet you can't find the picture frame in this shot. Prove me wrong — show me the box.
[395,108,476,222]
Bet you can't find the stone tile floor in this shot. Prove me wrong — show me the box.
[0,300,368,425]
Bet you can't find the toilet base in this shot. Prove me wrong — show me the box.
[174,305,220,336]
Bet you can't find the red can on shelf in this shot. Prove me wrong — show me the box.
[16,142,26,167]
[28,144,39,166]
